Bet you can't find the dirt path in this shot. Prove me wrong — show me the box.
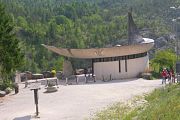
[0,78,162,120]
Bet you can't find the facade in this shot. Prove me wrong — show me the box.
[93,52,149,80]
[42,12,154,80]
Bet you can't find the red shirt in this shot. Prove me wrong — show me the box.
[170,69,175,76]
[161,70,167,77]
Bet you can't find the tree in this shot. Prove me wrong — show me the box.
[0,0,173,73]
[0,3,24,81]
[151,49,176,73]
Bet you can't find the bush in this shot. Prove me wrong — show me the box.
[0,80,13,91]
[151,71,161,79]
[5,87,12,94]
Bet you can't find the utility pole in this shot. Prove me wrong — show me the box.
[170,6,180,82]
[170,6,180,60]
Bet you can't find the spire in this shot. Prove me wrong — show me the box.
[128,9,144,45]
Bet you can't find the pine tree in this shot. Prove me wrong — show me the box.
[0,3,24,81]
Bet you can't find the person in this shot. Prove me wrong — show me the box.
[161,68,168,84]
[51,68,56,77]
[166,68,171,83]
[170,68,175,83]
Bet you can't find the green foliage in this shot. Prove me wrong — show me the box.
[136,84,180,120]
[0,3,24,80]
[0,79,13,90]
[53,57,64,71]
[0,0,176,72]
[151,71,161,79]
[17,16,28,29]
[151,49,176,74]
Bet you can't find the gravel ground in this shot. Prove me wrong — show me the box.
[0,78,162,120]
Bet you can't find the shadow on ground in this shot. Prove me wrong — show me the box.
[66,78,140,86]
[13,115,31,120]
[91,78,139,84]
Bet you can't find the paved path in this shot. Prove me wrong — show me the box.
[0,78,162,120]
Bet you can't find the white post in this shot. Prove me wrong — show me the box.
[85,76,87,83]
[65,78,68,85]
[76,76,79,84]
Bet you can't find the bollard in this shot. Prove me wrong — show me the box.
[85,76,87,83]
[93,75,96,82]
[25,81,28,88]
[14,83,19,94]
[66,78,68,85]
[76,76,79,84]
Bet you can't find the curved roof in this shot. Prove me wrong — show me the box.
[42,38,154,59]
[42,12,154,59]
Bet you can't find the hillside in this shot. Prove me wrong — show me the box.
[0,0,179,72]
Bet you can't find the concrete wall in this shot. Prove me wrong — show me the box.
[94,56,149,80]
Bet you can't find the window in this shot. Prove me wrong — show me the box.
[119,60,121,73]
[93,52,147,63]
[125,56,127,72]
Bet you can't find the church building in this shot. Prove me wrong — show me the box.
[42,12,154,80]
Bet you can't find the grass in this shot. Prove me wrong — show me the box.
[91,84,180,120]
[90,95,146,120]
[136,84,180,120]
[90,102,132,120]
